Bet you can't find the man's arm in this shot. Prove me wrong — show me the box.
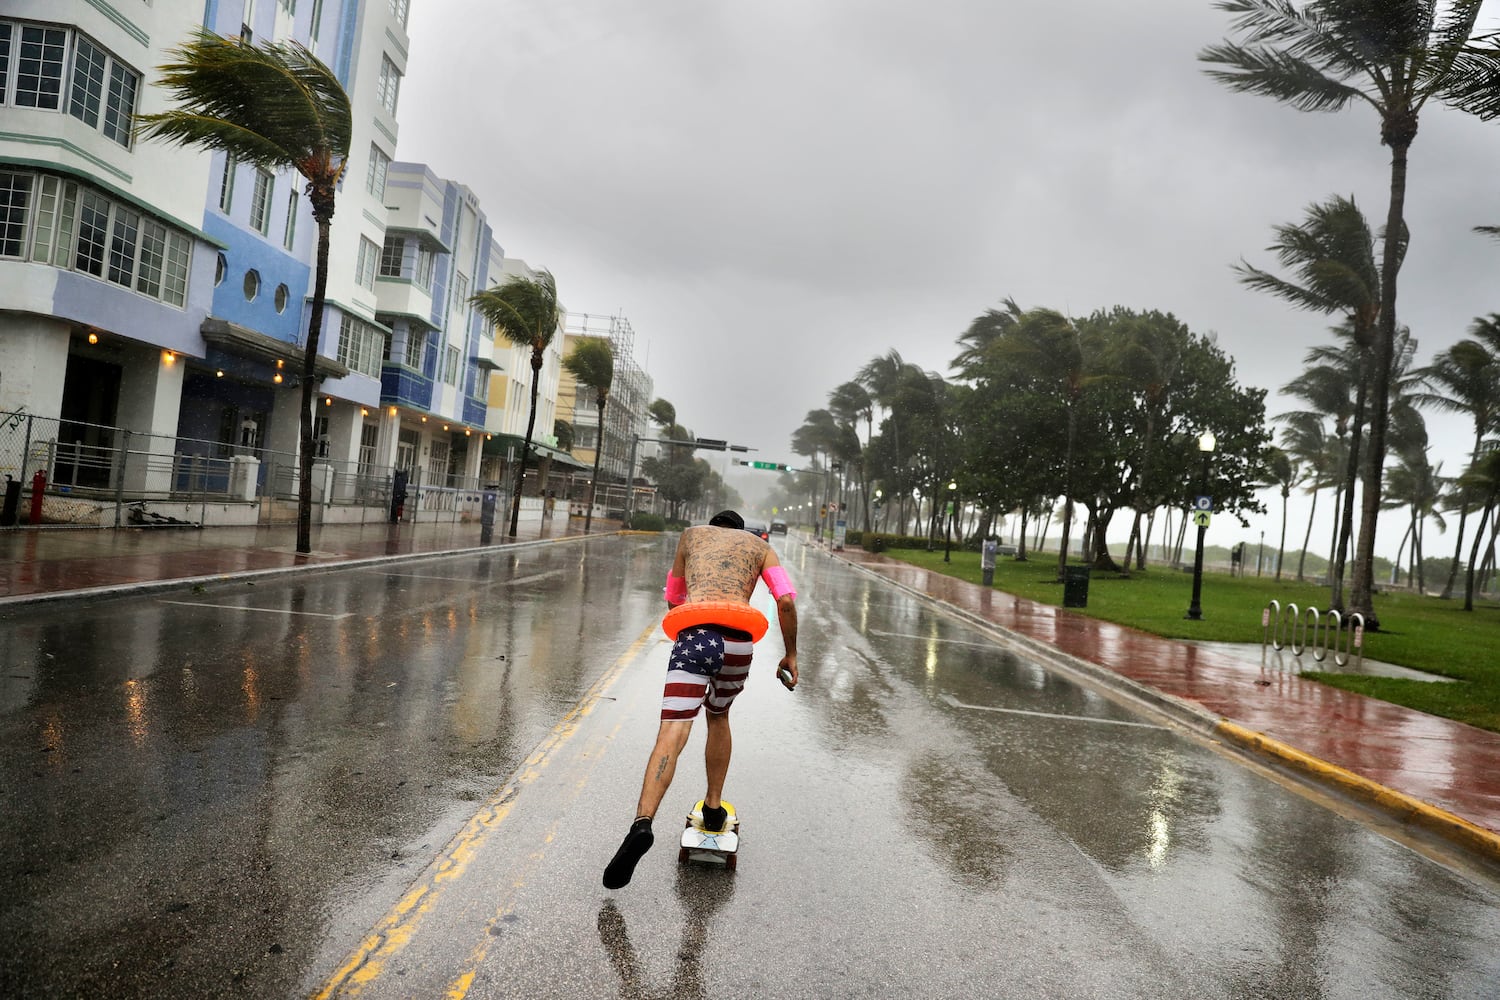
[665,531,690,608]
[761,547,798,689]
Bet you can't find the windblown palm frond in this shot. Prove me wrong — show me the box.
[135,29,351,200]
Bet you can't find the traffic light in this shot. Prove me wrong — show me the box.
[819,504,828,518]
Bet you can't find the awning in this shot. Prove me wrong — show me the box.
[483,432,590,469]
[200,318,350,379]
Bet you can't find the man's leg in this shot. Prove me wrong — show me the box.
[604,720,693,890]
[702,709,732,811]
[635,719,694,820]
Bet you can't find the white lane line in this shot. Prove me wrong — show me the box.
[374,568,569,587]
[158,600,354,620]
[939,694,1165,730]
[866,628,998,649]
[507,569,568,587]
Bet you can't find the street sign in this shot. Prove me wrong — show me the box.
[1192,510,1212,528]
[1194,495,1212,511]
[695,438,727,451]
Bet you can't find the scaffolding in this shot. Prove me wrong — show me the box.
[564,311,653,502]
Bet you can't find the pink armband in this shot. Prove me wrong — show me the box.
[762,566,796,600]
[665,572,688,604]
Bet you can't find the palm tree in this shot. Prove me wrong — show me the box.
[1276,411,1337,581]
[1234,195,1383,608]
[1263,446,1300,580]
[471,269,562,537]
[828,381,874,529]
[137,29,352,555]
[562,337,614,533]
[1458,449,1500,611]
[1411,331,1500,598]
[1203,0,1500,628]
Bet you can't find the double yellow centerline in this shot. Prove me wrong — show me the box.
[311,621,659,998]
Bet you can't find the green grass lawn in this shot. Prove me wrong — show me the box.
[879,546,1500,733]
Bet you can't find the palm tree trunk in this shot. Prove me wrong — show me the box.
[1057,404,1077,581]
[509,352,543,537]
[584,395,604,533]
[1440,428,1482,598]
[1463,500,1494,612]
[296,216,333,555]
[1331,378,1368,612]
[1350,135,1415,628]
[1297,485,1318,582]
[1276,488,1288,581]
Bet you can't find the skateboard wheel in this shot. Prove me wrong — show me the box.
[678,847,689,864]
[726,852,737,871]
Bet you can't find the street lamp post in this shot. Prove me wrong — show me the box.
[1185,431,1216,620]
[944,480,957,562]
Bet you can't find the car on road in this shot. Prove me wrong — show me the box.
[770,519,788,535]
[743,519,771,541]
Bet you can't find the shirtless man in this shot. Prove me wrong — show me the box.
[603,510,798,889]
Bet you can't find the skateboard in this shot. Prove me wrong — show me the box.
[678,799,739,870]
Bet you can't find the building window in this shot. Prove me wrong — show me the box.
[366,144,390,199]
[415,246,434,290]
[376,56,401,115]
[356,236,378,290]
[337,314,384,378]
[310,0,325,45]
[428,439,449,486]
[244,268,260,301]
[274,283,289,313]
[389,0,410,28]
[0,172,31,257]
[2,22,139,145]
[451,273,469,331]
[358,422,378,475]
[14,25,66,110]
[379,233,404,277]
[283,189,298,249]
[249,169,273,234]
[444,344,460,385]
[404,329,425,370]
[219,153,237,212]
[9,171,191,306]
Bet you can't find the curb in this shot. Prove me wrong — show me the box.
[1216,721,1500,866]
[816,542,1500,868]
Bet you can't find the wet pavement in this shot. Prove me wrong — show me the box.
[1,527,1499,997]
[2,521,1497,855]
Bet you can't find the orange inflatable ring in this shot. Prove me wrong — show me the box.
[662,600,769,643]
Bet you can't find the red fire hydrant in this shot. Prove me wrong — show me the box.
[29,469,45,525]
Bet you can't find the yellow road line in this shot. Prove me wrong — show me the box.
[310,622,660,998]
[443,715,631,999]
[1216,720,1500,864]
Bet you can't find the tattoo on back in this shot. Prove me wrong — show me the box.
[681,526,768,602]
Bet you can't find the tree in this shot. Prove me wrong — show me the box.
[562,337,614,533]
[1234,195,1385,608]
[1202,0,1500,628]
[137,29,352,555]
[1411,330,1500,598]
[471,269,562,537]
[1457,449,1500,611]
[553,419,575,453]
[1276,411,1340,581]
[1263,446,1300,580]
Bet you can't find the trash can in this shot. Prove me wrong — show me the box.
[0,475,19,527]
[1062,565,1090,608]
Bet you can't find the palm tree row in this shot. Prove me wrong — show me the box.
[1201,0,1500,626]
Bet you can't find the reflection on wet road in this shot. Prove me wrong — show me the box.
[2,535,1497,998]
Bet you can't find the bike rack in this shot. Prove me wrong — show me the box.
[1261,600,1364,670]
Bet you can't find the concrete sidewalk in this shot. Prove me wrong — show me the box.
[2,522,1497,869]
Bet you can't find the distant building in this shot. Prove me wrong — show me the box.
[558,312,654,513]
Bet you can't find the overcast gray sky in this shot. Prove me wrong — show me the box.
[399,0,1500,563]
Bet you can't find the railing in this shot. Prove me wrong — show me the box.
[1261,600,1365,670]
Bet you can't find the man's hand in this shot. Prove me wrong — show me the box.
[777,655,798,691]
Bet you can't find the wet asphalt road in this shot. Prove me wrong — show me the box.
[1,534,1498,999]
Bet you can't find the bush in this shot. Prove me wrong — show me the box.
[862,532,938,552]
[626,512,666,531]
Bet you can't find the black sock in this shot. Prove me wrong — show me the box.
[700,803,728,832]
[603,817,653,889]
